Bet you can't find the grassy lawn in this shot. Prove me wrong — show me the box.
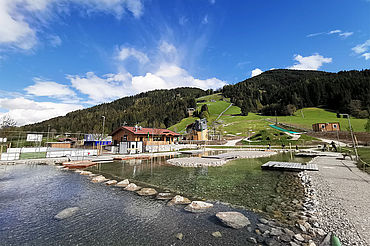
[19,152,47,159]
[357,148,370,173]
[276,108,367,132]
[169,95,368,136]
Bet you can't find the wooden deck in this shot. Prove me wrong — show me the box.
[261,161,318,171]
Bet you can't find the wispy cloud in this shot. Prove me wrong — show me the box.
[117,47,149,64]
[287,54,332,70]
[0,0,144,51]
[307,29,353,39]
[352,39,370,54]
[251,68,263,77]
[362,53,370,60]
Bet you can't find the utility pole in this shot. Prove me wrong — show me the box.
[101,116,105,156]
[46,125,50,147]
[340,114,358,161]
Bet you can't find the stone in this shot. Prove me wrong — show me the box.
[215,211,250,229]
[256,223,270,233]
[270,228,283,236]
[175,233,183,240]
[315,228,326,236]
[115,179,130,187]
[156,192,173,200]
[264,238,280,246]
[255,229,261,235]
[308,240,316,246]
[280,234,291,242]
[294,234,305,242]
[211,231,222,238]
[137,188,158,196]
[283,228,295,237]
[184,201,213,213]
[91,175,108,183]
[80,171,92,175]
[290,242,300,246]
[259,218,269,224]
[167,195,191,206]
[54,207,79,220]
[124,183,142,191]
[105,180,117,186]
[247,237,257,244]
[320,232,332,246]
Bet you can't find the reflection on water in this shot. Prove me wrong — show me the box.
[89,151,310,219]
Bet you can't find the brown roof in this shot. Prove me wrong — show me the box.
[110,126,180,136]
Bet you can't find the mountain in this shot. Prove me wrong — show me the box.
[21,87,207,134]
[223,69,370,117]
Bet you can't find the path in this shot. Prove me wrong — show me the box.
[223,138,243,146]
[215,102,233,121]
[317,137,347,147]
[310,155,370,245]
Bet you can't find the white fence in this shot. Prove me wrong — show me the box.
[145,144,197,153]
[1,147,98,161]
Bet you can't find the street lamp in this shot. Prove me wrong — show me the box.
[101,116,105,156]
[340,113,358,161]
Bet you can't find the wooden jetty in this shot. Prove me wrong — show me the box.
[62,160,97,169]
[261,161,318,171]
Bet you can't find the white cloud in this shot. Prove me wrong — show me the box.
[287,54,332,70]
[339,32,353,38]
[328,29,342,34]
[0,97,83,125]
[362,53,370,60]
[0,0,143,50]
[202,15,209,24]
[25,78,76,101]
[68,72,131,104]
[159,41,176,54]
[307,32,324,37]
[251,68,263,77]
[352,39,370,54]
[48,35,62,47]
[67,64,226,104]
[117,47,149,64]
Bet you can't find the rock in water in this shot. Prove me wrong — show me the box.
[105,180,117,186]
[79,171,92,175]
[175,233,183,240]
[116,179,130,187]
[216,212,251,229]
[124,183,141,191]
[184,201,213,213]
[137,188,158,196]
[91,175,108,183]
[156,192,173,200]
[167,195,191,206]
[54,207,79,220]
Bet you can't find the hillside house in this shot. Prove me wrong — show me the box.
[312,122,340,132]
[185,119,208,141]
[110,126,180,153]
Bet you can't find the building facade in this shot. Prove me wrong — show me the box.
[312,122,340,132]
[185,119,208,141]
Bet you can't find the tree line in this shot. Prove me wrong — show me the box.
[223,69,370,118]
[21,87,207,134]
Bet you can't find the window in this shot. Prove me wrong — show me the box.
[333,124,337,128]
[321,125,325,128]
[123,135,128,141]
[140,137,143,141]
[166,137,171,142]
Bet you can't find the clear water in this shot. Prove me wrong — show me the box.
[89,151,309,218]
[0,164,262,245]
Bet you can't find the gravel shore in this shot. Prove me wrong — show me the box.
[308,155,370,245]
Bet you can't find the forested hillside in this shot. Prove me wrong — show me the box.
[22,88,207,134]
[223,69,370,117]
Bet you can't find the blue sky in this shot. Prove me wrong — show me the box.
[0,0,369,125]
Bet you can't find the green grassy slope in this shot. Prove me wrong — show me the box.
[169,95,368,136]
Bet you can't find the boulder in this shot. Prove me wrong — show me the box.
[54,207,79,220]
[80,171,92,175]
[105,180,117,186]
[215,211,250,229]
[184,201,213,213]
[167,195,191,206]
[124,183,141,191]
[294,234,305,242]
[115,179,130,187]
[156,192,173,200]
[137,188,158,196]
[91,175,108,183]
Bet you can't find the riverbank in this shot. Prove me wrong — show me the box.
[306,154,370,245]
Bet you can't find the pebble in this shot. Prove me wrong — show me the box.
[211,231,222,238]
[175,233,183,240]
